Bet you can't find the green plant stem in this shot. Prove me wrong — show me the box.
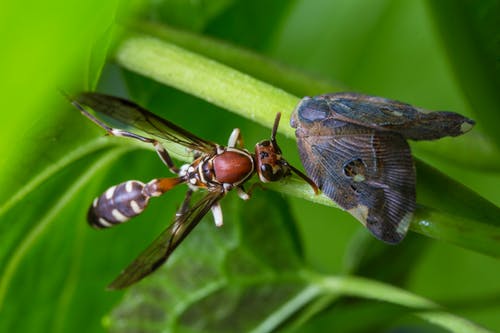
[113,33,500,257]
[250,285,321,333]
[132,21,341,97]
[116,34,300,138]
[306,272,491,333]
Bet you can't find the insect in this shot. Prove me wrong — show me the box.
[71,92,318,289]
[290,92,475,244]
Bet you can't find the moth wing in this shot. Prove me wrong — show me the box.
[296,123,415,243]
[108,191,224,289]
[318,93,475,140]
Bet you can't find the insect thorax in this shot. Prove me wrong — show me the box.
[181,148,255,191]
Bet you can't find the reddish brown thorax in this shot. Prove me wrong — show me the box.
[213,149,254,184]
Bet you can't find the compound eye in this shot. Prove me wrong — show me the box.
[260,163,272,176]
[260,163,284,182]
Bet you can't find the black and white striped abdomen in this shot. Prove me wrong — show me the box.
[88,180,149,228]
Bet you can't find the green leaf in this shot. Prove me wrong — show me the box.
[108,191,310,332]
[343,232,432,283]
[108,192,490,333]
[203,0,296,51]
[138,0,235,31]
[0,1,138,331]
[425,0,500,149]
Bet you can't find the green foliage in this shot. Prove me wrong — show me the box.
[1,0,499,332]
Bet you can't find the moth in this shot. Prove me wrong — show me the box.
[290,92,475,244]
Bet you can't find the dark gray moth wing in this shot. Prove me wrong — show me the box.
[298,93,475,140]
[295,121,415,244]
[74,92,216,154]
[108,191,224,289]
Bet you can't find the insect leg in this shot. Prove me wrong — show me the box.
[152,142,179,174]
[72,99,179,174]
[227,128,244,148]
[237,183,265,201]
[236,186,251,200]
[211,202,223,227]
[176,189,194,218]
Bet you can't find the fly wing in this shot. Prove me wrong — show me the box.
[296,93,475,140]
[295,121,415,244]
[74,92,217,154]
[108,190,224,289]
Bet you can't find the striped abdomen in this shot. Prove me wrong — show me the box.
[88,180,150,228]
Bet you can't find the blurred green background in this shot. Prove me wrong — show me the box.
[1,0,499,332]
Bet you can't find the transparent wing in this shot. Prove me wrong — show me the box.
[74,92,217,154]
[108,190,224,289]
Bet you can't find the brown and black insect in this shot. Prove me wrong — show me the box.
[291,92,475,244]
[71,92,318,289]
